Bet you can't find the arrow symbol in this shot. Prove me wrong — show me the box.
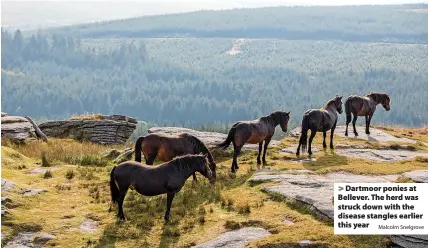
[339,186,344,191]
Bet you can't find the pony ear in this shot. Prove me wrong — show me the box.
[287,111,290,115]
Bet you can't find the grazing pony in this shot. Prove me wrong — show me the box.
[344,92,391,136]
[134,133,216,183]
[216,111,290,173]
[296,96,343,156]
[109,154,213,222]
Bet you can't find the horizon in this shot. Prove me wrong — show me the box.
[2,0,428,30]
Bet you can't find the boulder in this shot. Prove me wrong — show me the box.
[1,178,17,192]
[148,127,279,150]
[1,115,36,142]
[39,114,137,145]
[114,148,134,163]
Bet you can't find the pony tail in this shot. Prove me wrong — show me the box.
[134,136,144,162]
[345,98,352,124]
[216,126,236,150]
[109,166,119,211]
[299,114,310,154]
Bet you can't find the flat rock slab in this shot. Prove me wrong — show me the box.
[21,189,48,196]
[291,126,417,144]
[390,235,428,248]
[4,232,38,248]
[148,127,279,150]
[2,179,17,191]
[27,168,60,175]
[335,148,428,162]
[280,144,428,162]
[79,220,98,233]
[335,125,417,144]
[193,227,270,248]
[403,170,428,183]
[281,144,319,154]
[250,171,399,220]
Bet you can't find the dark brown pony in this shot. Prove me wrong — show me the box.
[344,92,391,136]
[216,111,290,173]
[134,133,216,183]
[296,95,343,156]
[110,154,212,222]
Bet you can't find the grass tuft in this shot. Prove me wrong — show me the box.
[43,170,53,179]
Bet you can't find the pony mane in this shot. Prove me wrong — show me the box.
[171,154,204,171]
[180,134,214,161]
[261,111,284,125]
[324,99,337,108]
[366,92,389,103]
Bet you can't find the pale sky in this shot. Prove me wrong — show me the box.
[2,0,428,30]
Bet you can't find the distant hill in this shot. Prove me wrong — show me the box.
[46,4,428,44]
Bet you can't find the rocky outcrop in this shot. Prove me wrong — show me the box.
[1,115,36,142]
[250,170,428,248]
[148,127,279,150]
[39,115,137,144]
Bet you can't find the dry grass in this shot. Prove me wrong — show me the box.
[1,125,427,248]
[69,113,105,120]
[3,138,116,166]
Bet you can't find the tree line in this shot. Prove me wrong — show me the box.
[2,24,428,129]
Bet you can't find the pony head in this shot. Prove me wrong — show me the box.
[334,95,343,114]
[198,154,214,184]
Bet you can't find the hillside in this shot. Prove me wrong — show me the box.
[2,125,428,247]
[2,4,428,128]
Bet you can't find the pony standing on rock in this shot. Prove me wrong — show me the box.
[344,92,391,136]
[216,111,290,173]
[109,154,213,222]
[296,95,343,156]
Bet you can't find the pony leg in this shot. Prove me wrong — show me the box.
[330,122,337,149]
[322,131,327,149]
[345,114,351,136]
[257,141,263,165]
[296,137,302,156]
[262,137,272,165]
[232,145,242,173]
[164,192,176,222]
[308,129,317,155]
[366,114,373,135]
[352,114,358,136]
[365,115,369,134]
[117,189,128,221]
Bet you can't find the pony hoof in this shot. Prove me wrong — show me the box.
[345,133,348,137]
[354,133,359,136]
[257,161,261,165]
